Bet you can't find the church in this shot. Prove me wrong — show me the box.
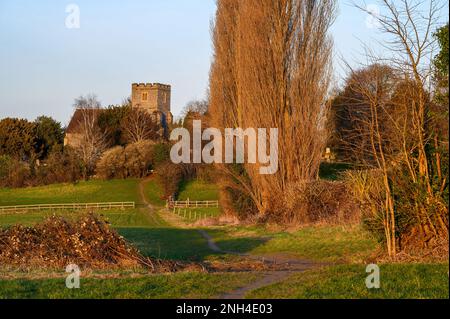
[64,83,173,147]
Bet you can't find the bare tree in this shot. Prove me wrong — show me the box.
[210,0,336,220]
[341,63,401,256]
[350,0,448,256]
[121,108,160,143]
[182,99,209,118]
[73,94,108,179]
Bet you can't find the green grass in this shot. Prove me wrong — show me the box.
[0,209,218,261]
[172,207,221,222]
[0,208,163,228]
[101,209,167,228]
[211,225,379,263]
[0,211,59,227]
[0,272,258,299]
[246,264,449,299]
[1,179,447,300]
[178,180,219,201]
[0,177,215,262]
[0,179,141,206]
[144,178,166,207]
[0,207,212,261]
[117,227,218,261]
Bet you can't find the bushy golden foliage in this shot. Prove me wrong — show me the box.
[96,140,155,179]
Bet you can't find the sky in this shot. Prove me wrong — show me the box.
[0,1,448,126]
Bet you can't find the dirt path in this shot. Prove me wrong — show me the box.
[197,229,320,299]
[155,198,322,299]
[138,177,164,226]
[220,271,296,299]
[138,177,153,208]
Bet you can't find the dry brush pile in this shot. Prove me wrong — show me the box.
[0,214,197,272]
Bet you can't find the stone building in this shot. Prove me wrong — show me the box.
[64,82,172,147]
[131,83,173,126]
[64,108,103,147]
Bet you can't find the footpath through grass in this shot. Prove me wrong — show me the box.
[246,263,449,299]
[1,178,448,299]
[143,177,166,207]
[0,178,250,299]
[0,178,217,261]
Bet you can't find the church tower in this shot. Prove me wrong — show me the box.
[131,83,172,124]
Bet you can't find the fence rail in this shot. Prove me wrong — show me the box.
[173,208,217,221]
[167,199,219,209]
[0,202,135,214]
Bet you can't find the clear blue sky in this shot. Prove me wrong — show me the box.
[0,1,448,126]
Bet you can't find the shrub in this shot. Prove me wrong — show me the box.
[35,147,83,185]
[0,157,32,188]
[220,185,257,220]
[275,180,360,225]
[156,162,184,199]
[152,142,171,167]
[96,140,156,179]
[123,140,154,178]
[96,146,125,179]
[195,164,216,183]
[345,166,449,256]
[391,164,449,254]
[0,155,11,181]
[344,169,386,242]
[0,148,82,188]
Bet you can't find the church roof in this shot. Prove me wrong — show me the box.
[66,108,103,134]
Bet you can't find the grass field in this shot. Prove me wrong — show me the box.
[172,179,222,224]
[0,272,259,299]
[172,207,222,222]
[246,263,449,299]
[178,180,219,201]
[118,227,218,261]
[209,225,379,263]
[144,178,166,207]
[0,179,141,206]
[0,178,448,299]
[0,208,158,228]
[0,179,218,261]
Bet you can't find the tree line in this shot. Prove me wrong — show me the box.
[0,96,164,187]
[207,0,448,257]
[0,0,447,258]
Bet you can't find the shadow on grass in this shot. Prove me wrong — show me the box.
[177,180,189,198]
[117,227,267,262]
[319,162,353,181]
